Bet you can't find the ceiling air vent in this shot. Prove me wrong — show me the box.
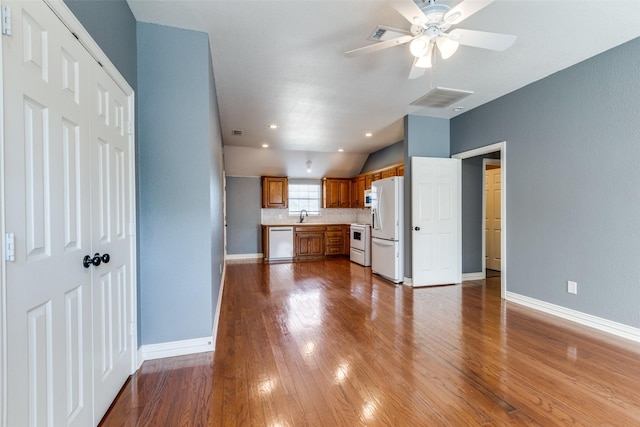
[410,87,474,109]
[368,25,410,42]
[232,129,243,136]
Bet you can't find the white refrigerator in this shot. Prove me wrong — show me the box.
[371,176,404,283]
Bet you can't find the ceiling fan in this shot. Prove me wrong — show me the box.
[345,0,517,79]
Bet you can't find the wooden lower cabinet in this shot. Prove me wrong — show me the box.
[295,226,326,258]
[253,225,352,260]
[325,226,344,256]
[261,224,351,261]
[343,226,350,255]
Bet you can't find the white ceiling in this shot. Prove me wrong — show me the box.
[127,0,640,177]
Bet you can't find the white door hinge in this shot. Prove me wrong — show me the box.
[5,233,15,261]
[127,121,134,135]
[2,6,12,36]
[129,322,136,337]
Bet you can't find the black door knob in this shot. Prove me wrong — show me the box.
[83,255,93,268]
[414,226,420,231]
[92,253,102,266]
[84,253,110,268]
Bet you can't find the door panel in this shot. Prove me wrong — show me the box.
[4,2,93,426]
[411,157,461,286]
[90,61,133,422]
[485,168,501,271]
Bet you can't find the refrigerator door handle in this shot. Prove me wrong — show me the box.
[378,187,384,231]
[372,208,379,230]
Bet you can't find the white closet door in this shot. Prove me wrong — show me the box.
[89,60,134,423]
[3,1,93,426]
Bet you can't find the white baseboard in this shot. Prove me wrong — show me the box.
[212,264,226,351]
[462,272,485,281]
[506,291,640,344]
[225,253,263,260]
[403,277,413,287]
[140,336,214,361]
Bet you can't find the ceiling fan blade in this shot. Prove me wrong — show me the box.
[345,34,415,57]
[391,0,427,25]
[449,29,516,51]
[445,0,494,25]
[408,57,426,79]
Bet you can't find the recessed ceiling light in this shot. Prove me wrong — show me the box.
[269,124,279,129]
[262,143,269,148]
[365,132,372,137]
[453,106,465,112]
[338,148,344,152]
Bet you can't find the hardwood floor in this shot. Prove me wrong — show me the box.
[100,258,640,426]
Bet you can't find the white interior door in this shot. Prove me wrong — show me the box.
[90,59,134,423]
[485,167,501,271]
[411,157,461,286]
[3,1,93,425]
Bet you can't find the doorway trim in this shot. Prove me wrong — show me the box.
[452,141,506,298]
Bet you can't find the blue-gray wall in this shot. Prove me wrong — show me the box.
[63,0,137,90]
[226,177,262,255]
[208,46,226,328]
[137,23,224,344]
[403,115,450,278]
[451,37,640,328]
[360,140,404,173]
[461,156,484,273]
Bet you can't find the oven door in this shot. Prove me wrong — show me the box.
[350,226,366,251]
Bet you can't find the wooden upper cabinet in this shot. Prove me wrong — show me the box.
[381,168,397,179]
[351,176,365,208]
[323,178,351,208]
[365,174,373,190]
[262,176,288,208]
[362,163,403,189]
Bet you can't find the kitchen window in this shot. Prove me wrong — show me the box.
[288,179,321,215]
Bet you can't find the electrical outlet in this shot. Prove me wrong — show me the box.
[567,280,577,294]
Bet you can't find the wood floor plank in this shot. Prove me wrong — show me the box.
[100,258,640,426]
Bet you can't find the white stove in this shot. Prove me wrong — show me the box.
[350,224,371,266]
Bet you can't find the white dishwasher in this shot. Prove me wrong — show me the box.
[268,226,294,260]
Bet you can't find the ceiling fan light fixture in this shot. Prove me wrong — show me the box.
[437,36,459,59]
[409,36,430,57]
[415,44,433,68]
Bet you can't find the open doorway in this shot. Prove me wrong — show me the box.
[452,142,506,298]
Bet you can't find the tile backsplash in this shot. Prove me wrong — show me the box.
[262,208,371,225]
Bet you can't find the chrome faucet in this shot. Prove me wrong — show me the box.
[299,209,308,223]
